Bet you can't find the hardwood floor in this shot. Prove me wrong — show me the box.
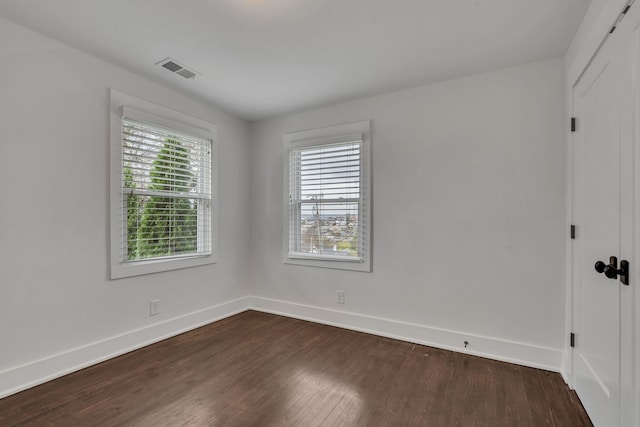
[0,311,592,426]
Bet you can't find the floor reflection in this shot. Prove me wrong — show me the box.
[281,367,364,425]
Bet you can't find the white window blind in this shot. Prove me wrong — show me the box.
[121,116,212,262]
[288,137,365,262]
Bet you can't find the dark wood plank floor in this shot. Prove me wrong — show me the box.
[0,311,592,426]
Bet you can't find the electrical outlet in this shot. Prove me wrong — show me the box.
[337,290,345,304]
[150,299,160,316]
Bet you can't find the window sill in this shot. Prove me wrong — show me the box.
[110,254,217,279]
[287,252,362,263]
[284,255,371,272]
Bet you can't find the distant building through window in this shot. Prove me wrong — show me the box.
[284,121,371,272]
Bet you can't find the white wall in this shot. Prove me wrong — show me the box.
[0,18,251,396]
[249,57,567,370]
[565,0,608,71]
[0,15,570,397]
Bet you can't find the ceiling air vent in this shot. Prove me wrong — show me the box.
[176,68,197,79]
[156,57,200,80]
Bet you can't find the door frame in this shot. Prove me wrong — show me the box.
[565,1,637,426]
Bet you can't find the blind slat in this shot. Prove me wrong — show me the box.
[288,140,363,259]
[122,116,212,262]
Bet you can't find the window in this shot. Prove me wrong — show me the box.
[110,90,217,279]
[284,121,371,272]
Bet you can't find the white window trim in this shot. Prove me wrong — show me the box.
[283,120,372,272]
[109,89,218,279]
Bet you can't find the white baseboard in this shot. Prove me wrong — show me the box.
[248,296,563,372]
[560,351,572,386]
[1,295,564,400]
[0,296,251,399]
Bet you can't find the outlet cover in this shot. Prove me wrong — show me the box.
[150,299,160,316]
[337,290,345,304]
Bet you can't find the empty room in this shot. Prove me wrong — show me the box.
[0,0,638,426]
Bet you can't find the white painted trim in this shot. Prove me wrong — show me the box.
[634,12,640,422]
[1,294,566,400]
[109,89,219,279]
[282,120,372,273]
[564,0,632,391]
[0,297,251,399]
[618,5,640,426]
[562,70,575,388]
[567,0,630,87]
[248,296,563,372]
[565,3,639,423]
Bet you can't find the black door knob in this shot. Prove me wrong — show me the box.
[604,265,619,279]
[595,256,630,285]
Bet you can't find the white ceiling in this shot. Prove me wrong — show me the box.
[0,0,590,121]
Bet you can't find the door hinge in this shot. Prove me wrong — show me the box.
[570,225,576,239]
[570,332,575,348]
[571,117,576,132]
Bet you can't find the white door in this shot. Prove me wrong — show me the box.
[572,4,637,426]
